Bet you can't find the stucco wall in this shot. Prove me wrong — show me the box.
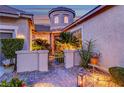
[0,17,30,50]
[34,15,49,25]
[83,6,124,69]
[68,6,124,69]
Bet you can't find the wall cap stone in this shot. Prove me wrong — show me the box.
[37,50,49,53]
[16,50,49,54]
[16,50,37,54]
[64,50,76,53]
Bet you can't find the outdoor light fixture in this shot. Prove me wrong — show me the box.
[77,69,87,87]
[17,34,25,39]
[77,73,84,87]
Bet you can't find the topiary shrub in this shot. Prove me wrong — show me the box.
[1,39,24,71]
[109,67,124,86]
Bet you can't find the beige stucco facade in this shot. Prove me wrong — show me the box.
[0,16,32,50]
[33,15,50,25]
[66,6,124,69]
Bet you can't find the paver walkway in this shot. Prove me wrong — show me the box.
[0,66,4,77]
[0,65,82,87]
[0,65,14,77]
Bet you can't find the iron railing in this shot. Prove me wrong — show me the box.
[54,52,64,64]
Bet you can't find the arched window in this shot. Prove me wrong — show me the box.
[64,16,69,23]
[54,16,59,24]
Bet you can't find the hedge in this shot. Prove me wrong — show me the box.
[109,67,124,86]
[1,38,24,59]
[1,39,24,71]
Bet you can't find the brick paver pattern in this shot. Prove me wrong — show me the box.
[0,66,80,87]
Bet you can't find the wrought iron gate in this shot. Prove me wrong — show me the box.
[48,52,64,67]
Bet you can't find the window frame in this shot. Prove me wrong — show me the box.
[71,28,82,39]
[64,15,69,24]
[0,31,13,39]
[54,15,59,24]
[0,25,18,38]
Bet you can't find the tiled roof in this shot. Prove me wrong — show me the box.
[49,7,75,17]
[0,5,33,16]
[35,24,50,32]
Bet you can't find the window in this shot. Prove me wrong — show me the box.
[0,30,13,39]
[0,32,12,39]
[72,29,82,40]
[72,28,82,48]
[0,25,18,38]
[54,16,59,24]
[64,16,69,23]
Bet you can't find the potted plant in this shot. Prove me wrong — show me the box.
[90,52,100,65]
[79,39,95,68]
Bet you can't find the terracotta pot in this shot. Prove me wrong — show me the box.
[90,57,99,65]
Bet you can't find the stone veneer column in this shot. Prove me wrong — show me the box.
[38,50,49,72]
[64,50,75,68]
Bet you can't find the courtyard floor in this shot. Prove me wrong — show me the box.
[0,64,81,87]
[0,63,119,87]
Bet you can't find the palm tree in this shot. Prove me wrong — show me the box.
[58,32,80,46]
[55,32,82,52]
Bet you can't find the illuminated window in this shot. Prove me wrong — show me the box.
[54,16,59,24]
[72,29,82,40]
[64,16,69,23]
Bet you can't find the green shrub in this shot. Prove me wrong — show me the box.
[0,77,26,87]
[109,67,124,86]
[79,39,95,68]
[32,39,50,50]
[55,32,82,52]
[1,39,24,71]
[79,50,91,68]
[1,39,24,60]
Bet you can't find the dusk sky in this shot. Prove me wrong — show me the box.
[11,5,97,16]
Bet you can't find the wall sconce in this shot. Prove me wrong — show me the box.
[17,34,25,39]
